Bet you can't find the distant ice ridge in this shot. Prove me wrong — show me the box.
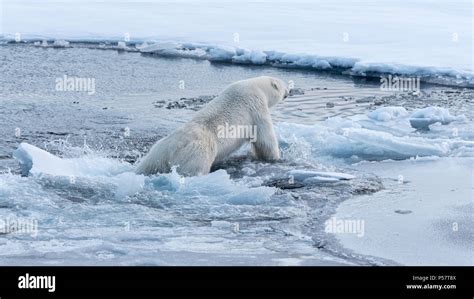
[4,37,473,87]
[140,40,467,87]
[277,106,473,162]
[137,42,472,87]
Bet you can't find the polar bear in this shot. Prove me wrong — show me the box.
[135,76,288,176]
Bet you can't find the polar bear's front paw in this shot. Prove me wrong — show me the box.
[252,141,280,161]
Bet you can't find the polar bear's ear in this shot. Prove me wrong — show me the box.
[271,80,280,91]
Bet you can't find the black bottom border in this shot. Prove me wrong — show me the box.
[0,266,472,298]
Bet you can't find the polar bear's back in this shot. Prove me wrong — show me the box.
[192,80,267,127]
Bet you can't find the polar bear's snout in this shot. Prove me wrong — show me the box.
[267,77,289,105]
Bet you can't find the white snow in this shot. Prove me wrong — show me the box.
[2,0,472,86]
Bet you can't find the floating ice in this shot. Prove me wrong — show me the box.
[368,107,408,122]
[146,168,276,205]
[277,106,474,162]
[227,187,275,205]
[287,170,355,182]
[13,143,133,177]
[11,143,277,204]
[409,107,466,130]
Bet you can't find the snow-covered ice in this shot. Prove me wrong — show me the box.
[332,157,474,266]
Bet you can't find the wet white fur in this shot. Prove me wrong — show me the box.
[135,76,288,176]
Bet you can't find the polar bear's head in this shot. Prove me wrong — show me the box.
[255,76,289,108]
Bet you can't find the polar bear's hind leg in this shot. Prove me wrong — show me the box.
[173,140,215,176]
